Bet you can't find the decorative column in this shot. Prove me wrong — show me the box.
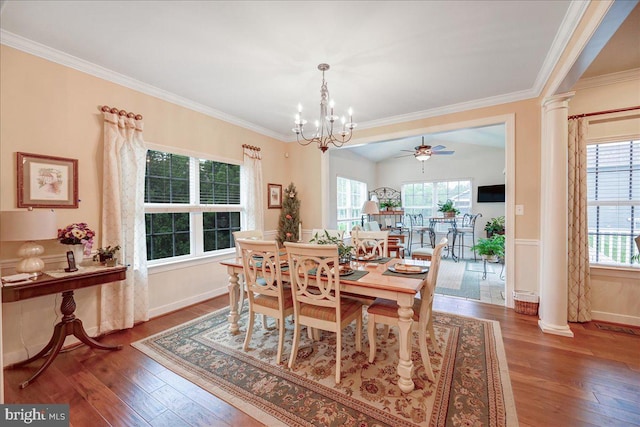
[539,93,574,337]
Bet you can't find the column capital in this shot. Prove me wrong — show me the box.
[542,91,575,111]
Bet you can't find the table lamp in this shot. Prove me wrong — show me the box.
[361,200,380,226]
[1,209,58,275]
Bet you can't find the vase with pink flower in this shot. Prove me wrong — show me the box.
[58,222,95,264]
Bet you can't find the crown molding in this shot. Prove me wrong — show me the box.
[0,30,287,141]
[573,68,640,90]
[531,0,590,96]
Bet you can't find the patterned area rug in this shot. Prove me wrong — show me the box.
[132,306,518,426]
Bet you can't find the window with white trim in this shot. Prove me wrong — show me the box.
[144,149,242,261]
[336,177,367,234]
[587,140,639,266]
[402,179,472,219]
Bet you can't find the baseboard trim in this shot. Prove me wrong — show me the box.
[591,310,640,327]
[148,287,228,319]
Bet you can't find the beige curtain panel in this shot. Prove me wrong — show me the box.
[567,117,591,322]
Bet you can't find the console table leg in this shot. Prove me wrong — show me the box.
[18,323,67,389]
[72,319,123,351]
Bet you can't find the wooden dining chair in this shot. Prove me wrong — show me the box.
[284,242,363,384]
[352,230,389,258]
[232,230,264,315]
[367,238,448,381]
[238,239,293,364]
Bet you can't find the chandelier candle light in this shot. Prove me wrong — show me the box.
[293,63,356,152]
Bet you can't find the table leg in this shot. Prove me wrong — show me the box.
[227,267,241,335]
[483,259,488,280]
[11,290,121,388]
[396,294,415,393]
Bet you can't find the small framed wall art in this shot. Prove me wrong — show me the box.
[17,152,79,208]
[267,183,282,209]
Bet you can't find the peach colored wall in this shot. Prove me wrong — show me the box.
[0,45,290,364]
[568,74,640,326]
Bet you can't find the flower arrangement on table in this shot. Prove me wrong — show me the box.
[58,222,95,256]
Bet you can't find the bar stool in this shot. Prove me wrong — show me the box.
[455,213,482,260]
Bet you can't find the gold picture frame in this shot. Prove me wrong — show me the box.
[17,152,79,208]
[267,183,282,209]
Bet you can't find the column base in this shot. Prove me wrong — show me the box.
[538,319,574,337]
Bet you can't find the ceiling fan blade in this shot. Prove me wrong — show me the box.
[399,149,415,153]
[431,145,446,151]
[393,153,414,158]
[432,150,455,155]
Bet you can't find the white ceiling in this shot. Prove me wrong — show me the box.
[0,0,637,156]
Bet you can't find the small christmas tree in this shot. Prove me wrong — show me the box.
[277,182,301,245]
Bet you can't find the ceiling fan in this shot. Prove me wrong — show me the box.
[397,136,455,161]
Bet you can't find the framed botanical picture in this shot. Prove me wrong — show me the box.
[267,183,282,209]
[17,152,79,208]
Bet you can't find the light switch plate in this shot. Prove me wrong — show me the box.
[515,205,524,215]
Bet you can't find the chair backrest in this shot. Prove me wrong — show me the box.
[284,242,341,311]
[421,237,448,304]
[238,239,287,302]
[310,229,345,242]
[352,230,389,257]
[233,230,264,258]
[461,213,482,229]
[364,221,381,231]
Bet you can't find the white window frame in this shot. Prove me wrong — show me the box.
[145,143,243,266]
[336,176,368,235]
[402,178,473,220]
[586,138,639,267]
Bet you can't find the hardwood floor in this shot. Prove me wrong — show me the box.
[4,295,640,426]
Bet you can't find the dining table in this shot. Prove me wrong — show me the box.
[220,254,429,394]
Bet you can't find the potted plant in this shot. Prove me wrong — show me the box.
[484,216,505,237]
[471,234,505,262]
[93,245,120,266]
[437,199,460,218]
[380,200,400,211]
[310,230,354,264]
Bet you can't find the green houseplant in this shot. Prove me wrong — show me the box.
[309,230,354,264]
[93,245,120,266]
[471,234,505,262]
[379,200,400,211]
[484,216,505,237]
[437,199,460,217]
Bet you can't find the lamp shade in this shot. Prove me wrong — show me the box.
[1,210,58,241]
[362,200,380,215]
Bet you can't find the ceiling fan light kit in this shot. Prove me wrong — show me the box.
[293,63,357,153]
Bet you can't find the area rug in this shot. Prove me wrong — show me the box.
[132,306,518,427]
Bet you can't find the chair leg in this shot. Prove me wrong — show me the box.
[262,314,270,329]
[355,314,362,352]
[428,317,440,353]
[276,316,286,364]
[336,330,342,384]
[243,311,255,351]
[382,324,390,338]
[288,320,301,370]
[418,327,435,381]
[367,314,377,363]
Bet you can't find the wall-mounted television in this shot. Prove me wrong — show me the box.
[477,184,505,203]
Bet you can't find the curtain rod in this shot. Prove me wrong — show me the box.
[568,105,640,120]
[100,105,143,120]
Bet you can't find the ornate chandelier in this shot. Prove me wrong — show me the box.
[293,63,356,153]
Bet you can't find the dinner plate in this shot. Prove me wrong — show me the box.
[356,255,381,261]
[387,265,428,274]
[320,267,354,277]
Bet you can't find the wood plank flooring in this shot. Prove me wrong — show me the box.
[4,295,640,426]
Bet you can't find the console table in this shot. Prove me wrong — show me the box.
[2,265,127,388]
